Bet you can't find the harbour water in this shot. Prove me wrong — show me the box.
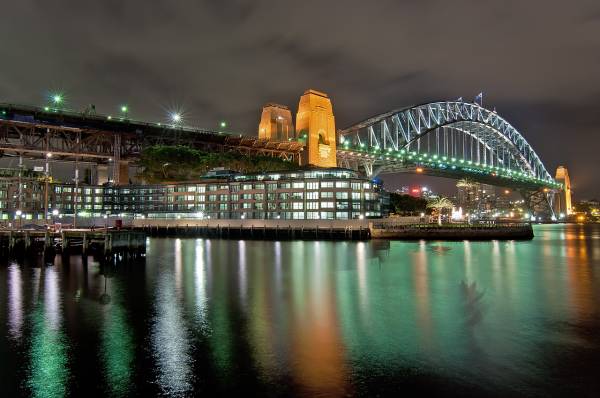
[1,224,599,397]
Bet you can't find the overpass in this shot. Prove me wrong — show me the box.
[0,103,303,183]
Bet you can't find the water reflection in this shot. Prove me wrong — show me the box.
[27,267,69,398]
[100,273,134,397]
[7,263,23,340]
[150,240,193,395]
[0,224,599,396]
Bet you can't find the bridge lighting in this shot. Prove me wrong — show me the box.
[51,94,63,105]
[171,112,182,123]
[120,105,128,114]
[43,106,50,111]
[220,121,227,128]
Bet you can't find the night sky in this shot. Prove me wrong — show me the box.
[2,0,599,198]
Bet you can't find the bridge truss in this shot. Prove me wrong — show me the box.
[337,101,560,218]
[0,104,303,183]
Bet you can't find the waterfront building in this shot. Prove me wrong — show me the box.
[0,167,387,222]
[456,179,498,216]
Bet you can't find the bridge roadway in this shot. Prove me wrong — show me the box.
[0,103,303,167]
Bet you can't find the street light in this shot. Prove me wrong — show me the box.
[162,162,170,179]
[171,112,181,124]
[15,209,22,229]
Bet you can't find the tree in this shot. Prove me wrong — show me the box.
[389,193,428,215]
[427,197,454,225]
[137,145,298,183]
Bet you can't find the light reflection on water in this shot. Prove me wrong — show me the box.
[0,224,599,397]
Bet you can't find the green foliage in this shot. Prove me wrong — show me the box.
[389,193,429,215]
[426,196,454,210]
[138,145,297,183]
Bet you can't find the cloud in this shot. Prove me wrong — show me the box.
[1,0,599,197]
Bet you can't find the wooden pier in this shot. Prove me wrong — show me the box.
[138,223,370,240]
[0,228,147,257]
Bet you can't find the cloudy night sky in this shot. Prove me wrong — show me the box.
[1,0,599,198]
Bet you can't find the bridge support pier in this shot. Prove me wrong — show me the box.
[520,188,556,221]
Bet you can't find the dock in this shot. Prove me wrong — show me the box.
[0,228,147,257]
[133,219,370,240]
[370,222,534,240]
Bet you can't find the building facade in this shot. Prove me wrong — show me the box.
[0,168,388,221]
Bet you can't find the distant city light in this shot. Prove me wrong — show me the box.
[416,167,423,173]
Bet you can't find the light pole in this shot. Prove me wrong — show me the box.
[51,209,59,229]
[162,163,170,179]
[44,152,52,223]
[15,209,22,230]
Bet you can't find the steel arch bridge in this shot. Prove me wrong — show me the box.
[336,101,561,217]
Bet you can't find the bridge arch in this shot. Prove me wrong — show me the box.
[338,101,553,183]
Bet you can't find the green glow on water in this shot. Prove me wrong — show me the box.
[1,224,597,396]
[27,270,69,398]
[101,279,134,397]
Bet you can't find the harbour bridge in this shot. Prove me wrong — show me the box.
[0,99,560,217]
[336,101,560,217]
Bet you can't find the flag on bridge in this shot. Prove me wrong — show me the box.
[474,92,483,106]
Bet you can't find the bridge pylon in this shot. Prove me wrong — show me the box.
[296,89,337,167]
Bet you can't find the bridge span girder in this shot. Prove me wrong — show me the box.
[338,101,556,185]
[0,116,303,184]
